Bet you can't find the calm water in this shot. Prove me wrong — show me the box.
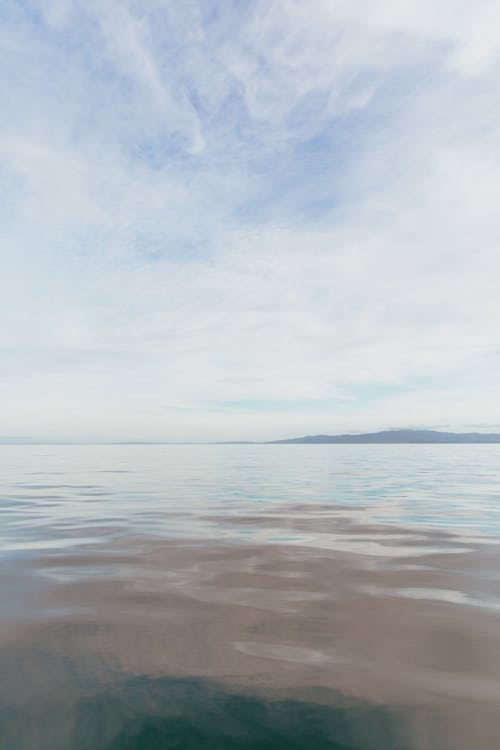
[1,445,500,749]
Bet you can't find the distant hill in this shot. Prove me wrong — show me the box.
[269,429,500,444]
[3,430,500,446]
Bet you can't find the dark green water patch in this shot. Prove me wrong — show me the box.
[69,677,410,750]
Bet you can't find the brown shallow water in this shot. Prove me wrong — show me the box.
[1,445,500,749]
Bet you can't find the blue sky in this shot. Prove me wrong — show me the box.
[1,0,500,441]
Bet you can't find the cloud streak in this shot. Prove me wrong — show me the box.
[1,1,500,440]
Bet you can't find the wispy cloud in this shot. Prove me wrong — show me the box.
[1,1,500,440]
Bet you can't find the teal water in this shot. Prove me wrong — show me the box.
[1,445,500,749]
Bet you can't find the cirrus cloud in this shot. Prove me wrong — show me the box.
[1,0,500,441]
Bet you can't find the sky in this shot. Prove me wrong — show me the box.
[1,0,500,442]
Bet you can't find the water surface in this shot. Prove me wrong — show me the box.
[1,445,500,749]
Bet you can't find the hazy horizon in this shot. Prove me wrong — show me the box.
[3,425,500,445]
[2,2,500,442]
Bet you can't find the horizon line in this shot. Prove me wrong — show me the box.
[3,428,500,446]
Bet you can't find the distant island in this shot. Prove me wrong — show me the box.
[268,429,500,444]
[2,429,500,446]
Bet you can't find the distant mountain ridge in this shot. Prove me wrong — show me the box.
[269,429,500,444]
[2,430,500,445]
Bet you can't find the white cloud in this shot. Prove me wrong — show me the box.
[1,1,500,440]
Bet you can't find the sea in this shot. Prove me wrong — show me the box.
[1,444,500,749]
